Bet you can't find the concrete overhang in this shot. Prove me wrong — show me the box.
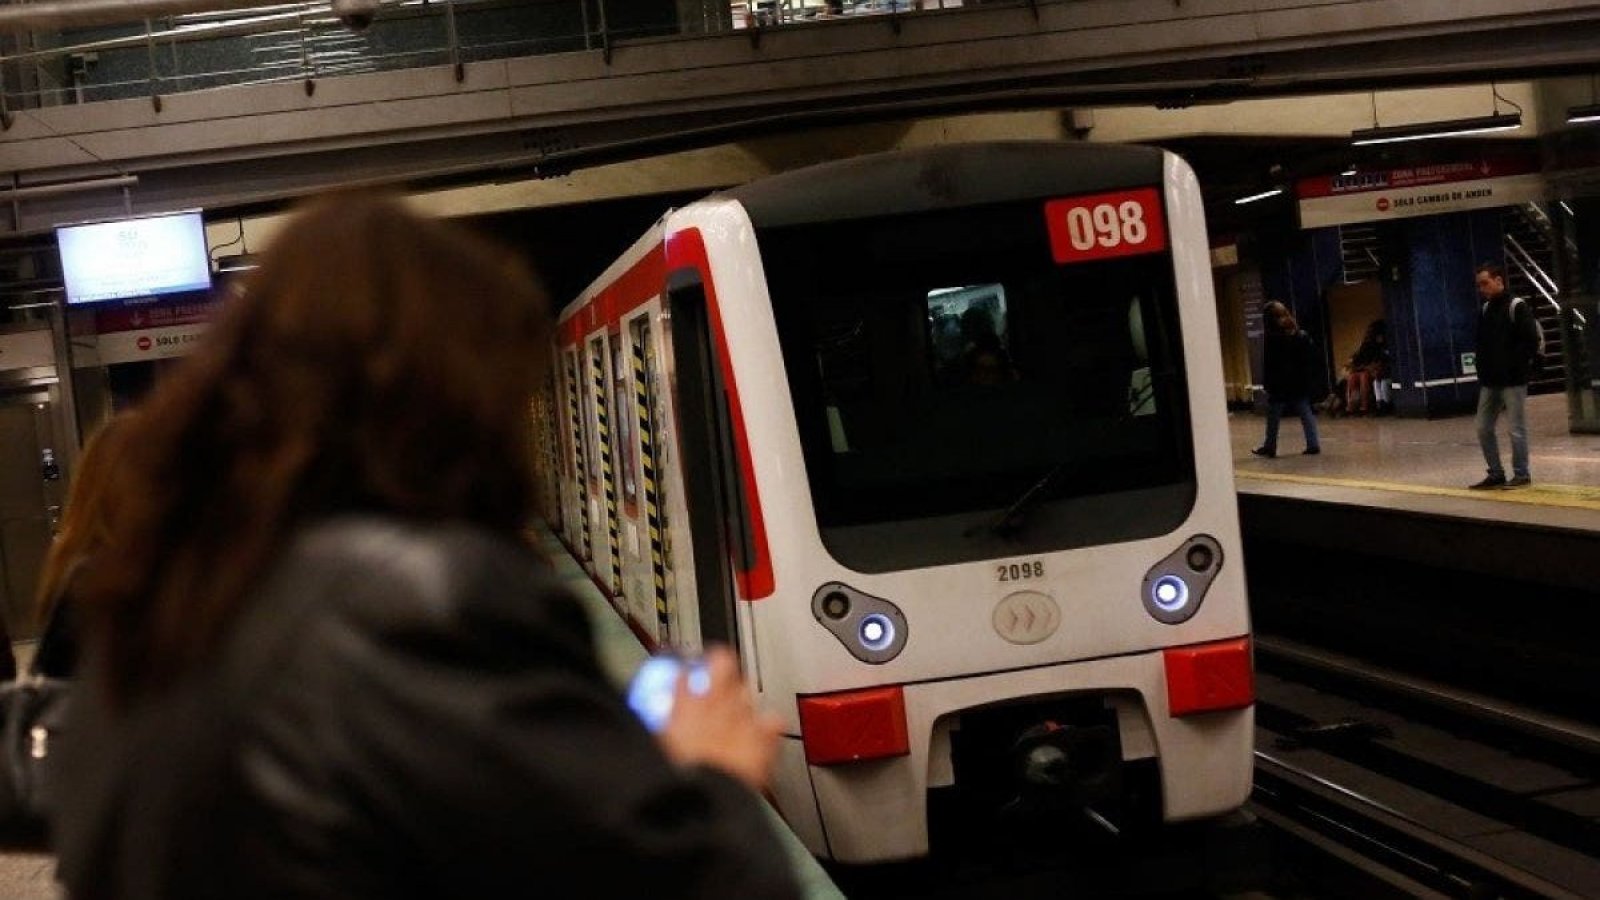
[4,0,1600,233]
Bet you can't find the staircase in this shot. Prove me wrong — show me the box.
[1501,204,1567,394]
[1338,224,1382,284]
[0,244,60,317]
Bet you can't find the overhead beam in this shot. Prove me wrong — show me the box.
[5,0,1600,234]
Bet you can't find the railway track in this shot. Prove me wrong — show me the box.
[1249,636,1600,899]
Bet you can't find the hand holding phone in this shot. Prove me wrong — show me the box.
[643,646,783,791]
[626,654,711,733]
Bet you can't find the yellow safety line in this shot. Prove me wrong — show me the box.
[1236,469,1600,511]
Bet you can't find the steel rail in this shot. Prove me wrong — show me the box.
[1252,750,1584,899]
[1254,634,1600,762]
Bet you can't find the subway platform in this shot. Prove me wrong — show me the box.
[1231,391,1600,532]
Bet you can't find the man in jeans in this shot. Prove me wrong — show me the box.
[1470,262,1541,489]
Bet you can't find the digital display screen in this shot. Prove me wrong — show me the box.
[56,211,212,305]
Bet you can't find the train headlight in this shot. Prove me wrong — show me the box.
[859,614,895,652]
[1142,535,1223,625]
[1150,575,1189,613]
[812,583,908,664]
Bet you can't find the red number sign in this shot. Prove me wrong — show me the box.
[1044,188,1167,264]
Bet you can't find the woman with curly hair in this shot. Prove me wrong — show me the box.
[53,195,798,900]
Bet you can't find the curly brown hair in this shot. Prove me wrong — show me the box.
[79,194,550,704]
[33,411,136,624]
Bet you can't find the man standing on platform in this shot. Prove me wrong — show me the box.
[1469,262,1540,489]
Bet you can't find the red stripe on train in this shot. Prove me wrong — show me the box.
[556,228,774,601]
[666,228,774,600]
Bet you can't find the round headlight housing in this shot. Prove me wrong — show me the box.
[859,613,896,652]
[1150,574,1190,613]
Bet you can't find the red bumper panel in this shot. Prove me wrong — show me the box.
[1164,637,1254,717]
[798,686,910,766]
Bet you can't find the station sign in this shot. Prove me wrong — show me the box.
[1296,159,1547,229]
[1045,188,1167,264]
[94,298,218,334]
[73,323,210,367]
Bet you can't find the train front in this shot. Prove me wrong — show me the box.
[714,143,1252,863]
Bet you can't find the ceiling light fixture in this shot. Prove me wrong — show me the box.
[1568,103,1600,125]
[1234,187,1284,205]
[213,253,259,273]
[1351,113,1522,145]
[1571,74,1600,125]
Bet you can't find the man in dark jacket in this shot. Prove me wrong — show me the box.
[1252,301,1322,458]
[1470,262,1541,488]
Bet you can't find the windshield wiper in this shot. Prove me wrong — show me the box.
[964,371,1166,541]
[963,460,1071,541]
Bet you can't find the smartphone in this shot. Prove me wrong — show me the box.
[625,655,711,733]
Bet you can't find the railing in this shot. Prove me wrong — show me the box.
[1528,200,1581,262]
[1504,231,1559,310]
[0,0,1015,113]
[736,0,966,28]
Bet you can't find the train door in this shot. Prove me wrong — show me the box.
[562,347,592,562]
[589,335,623,597]
[664,273,749,650]
[608,330,647,626]
[538,369,563,532]
[629,313,675,646]
[0,389,67,641]
[585,336,617,590]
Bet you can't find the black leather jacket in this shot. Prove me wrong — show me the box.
[1476,293,1540,388]
[53,516,803,900]
[1263,329,1317,401]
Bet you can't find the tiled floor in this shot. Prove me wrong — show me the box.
[1231,392,1600,530]
[0,852,56,900]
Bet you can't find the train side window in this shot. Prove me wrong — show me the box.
[564,348,586,481]
[582,342,602,494]
[612,332,638,507]
[563,346,593,560]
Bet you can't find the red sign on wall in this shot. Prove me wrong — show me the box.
[1044,188,1168,264]
[94,298,220,335]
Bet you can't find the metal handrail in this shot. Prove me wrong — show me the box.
[1504,232,1560,311]
[0,0,1030,110]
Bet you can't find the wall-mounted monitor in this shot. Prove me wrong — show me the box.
[56,210,212,306]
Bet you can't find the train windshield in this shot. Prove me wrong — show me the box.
[761,195,1196,572]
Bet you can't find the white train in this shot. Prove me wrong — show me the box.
[550,142,1253,863]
